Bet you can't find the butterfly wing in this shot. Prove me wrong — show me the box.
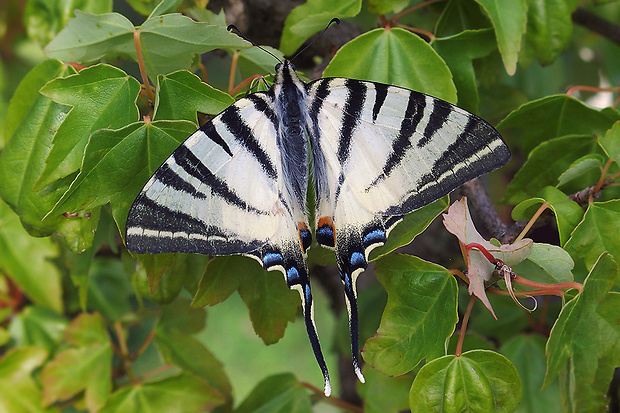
[306,78,511,377]
[126,85,332,396]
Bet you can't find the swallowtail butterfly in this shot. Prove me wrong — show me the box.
[126,32,510,396]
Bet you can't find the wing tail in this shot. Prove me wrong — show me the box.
[341,270,365,383]
[333,219,390,384]
[255,245,332,397]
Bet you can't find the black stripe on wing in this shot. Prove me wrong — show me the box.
[385,116,511,215]
[376,91,426,183]
[419,99,452,148]
[372,83,388,122]
[173,145,265,214]
[201,123,233,157]
[126,195,263,254]
[337,79,367,165]
[220,104,278,180]
[153,163,206,200]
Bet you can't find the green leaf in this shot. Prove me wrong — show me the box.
[544,253,620,412]
[0,200,63,312]
[153,70,234,122]
[155,331,232,406]
[41,313,112,412]
[133,253,193,304]
[474,0,527,75]
[234,373,311,413]
[236,259,300,345]
[8,306,68,351]
[497,95,620,154]
[125,0,173,16]
[369,196,449,262]
[512,186,585,246]
[138,13,250,79]
[43,11,136,62]
[159,297,207,335]
[280,0,361,56]
[87,259,133,322]
[557,154,604,187]
[368,0,410,14]
[37,64,141,189]
[50,120,194,233]
[24,0,112,46]
[598,120,620,169]
[503,135,599,205]
[0,59,81,237]
[324,28,457,103]
[237,46,284,79]
[363,255,458,376]
[192,256,244,307]
[513,242,574,285]
[519,0,578,67]
[0,346,57,413]
[147,0,183,18]
[44,11,249,81]
[194,256,299,345]
[99,373,225,413]
[564,200,620,270]
[435,0,492,37]
[433,29,497,112]
[358,365,413,413]
[185,8,227,26]
[409,350,522,412]
[501,335,560,413]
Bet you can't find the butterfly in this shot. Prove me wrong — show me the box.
[125,49,510,396]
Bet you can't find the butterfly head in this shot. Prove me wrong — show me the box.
[273,60,304,91]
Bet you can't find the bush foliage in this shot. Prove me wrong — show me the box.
[0,0,619,412]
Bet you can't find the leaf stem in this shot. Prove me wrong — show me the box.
[134,330,155,359]
[515,202,548,242]
[456,295,476,357]
[113,321,139,385]
[228,51,239,94]
[133,30,155,104]
[229,74,263,96]
[512,275,583,293]
[565,84,620,98]
[448,268,470,284]
[139,364,175,382]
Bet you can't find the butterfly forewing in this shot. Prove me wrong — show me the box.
[127,93,292,255]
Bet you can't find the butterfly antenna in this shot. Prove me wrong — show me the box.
[291,17,340,62]
[227,25,283,63]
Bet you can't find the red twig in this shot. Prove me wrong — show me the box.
[456,295,476,357]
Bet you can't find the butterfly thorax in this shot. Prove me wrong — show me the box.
[272,61,310,214]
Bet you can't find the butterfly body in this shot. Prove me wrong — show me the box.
[126,60,510,396]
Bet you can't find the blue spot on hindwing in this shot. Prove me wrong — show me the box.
[287,266,301,284]
[350,252,365,268]
[263,252,283,267]
[363,228,386,246]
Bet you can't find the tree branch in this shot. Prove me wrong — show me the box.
[572,7,620,46]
